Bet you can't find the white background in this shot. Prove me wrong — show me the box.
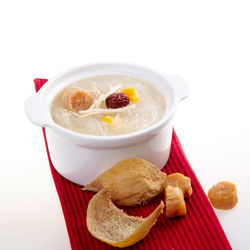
[0,0,249,249]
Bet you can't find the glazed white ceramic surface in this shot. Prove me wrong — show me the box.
[25,63,189,185]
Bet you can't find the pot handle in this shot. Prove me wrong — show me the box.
[24,94,51,127]
[162,74,189,101]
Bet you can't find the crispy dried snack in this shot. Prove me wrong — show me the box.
[165,173,192,198]
[165,186,187,217]
[86,188,164,248]
[208,181,238,210]
[82,158,167,206]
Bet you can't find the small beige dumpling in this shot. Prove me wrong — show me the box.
[165,186,187,218]
[86,188,164,248]
[165,173,192,198]
[82,158,167,206]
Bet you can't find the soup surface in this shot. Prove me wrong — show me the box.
[51,75,165,136]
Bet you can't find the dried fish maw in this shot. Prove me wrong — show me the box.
[86,188,164,248]
[83,158,167,206]
[165,173,192,198]
[165,186,187,217]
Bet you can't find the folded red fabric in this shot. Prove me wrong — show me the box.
[34,78,232,250]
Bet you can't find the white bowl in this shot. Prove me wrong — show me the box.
[25,63,189,185]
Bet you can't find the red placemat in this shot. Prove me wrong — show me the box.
[34,78,232,250]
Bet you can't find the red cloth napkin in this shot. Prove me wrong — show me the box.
[34,78,232,250]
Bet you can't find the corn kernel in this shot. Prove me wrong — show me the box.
[101,116,114,124]
[61,89,69,98]
[122,88,140,102]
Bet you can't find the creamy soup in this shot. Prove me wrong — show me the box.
[51,75,165,136]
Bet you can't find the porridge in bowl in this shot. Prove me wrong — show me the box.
[51,75,165,136]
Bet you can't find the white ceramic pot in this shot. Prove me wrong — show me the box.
[25,63,189,186]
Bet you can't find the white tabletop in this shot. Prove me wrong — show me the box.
[0,1,249,249]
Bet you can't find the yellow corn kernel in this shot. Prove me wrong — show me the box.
[101,116,114,124]
[122,88,140,102]
[61,89,69,98]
